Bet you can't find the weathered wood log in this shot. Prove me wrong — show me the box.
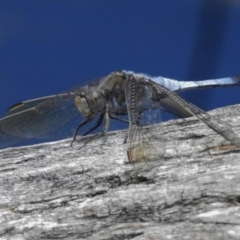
[0,105,240,240]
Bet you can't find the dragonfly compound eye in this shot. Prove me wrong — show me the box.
[74,95,91,118]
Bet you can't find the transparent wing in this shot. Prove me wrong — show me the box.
[0,125,26,149]
[125,76,165,163]
[151,79,240,147]
[0,91,87,149]
[0,93,80,137]
[4,95,58,117]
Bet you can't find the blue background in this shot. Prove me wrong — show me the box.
[0,0,240,147]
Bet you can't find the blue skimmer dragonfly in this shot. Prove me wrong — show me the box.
[0,71,239,162]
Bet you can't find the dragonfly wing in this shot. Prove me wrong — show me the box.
[150,79,240,147]
[0,93,81,140]
[159,96,193,118]
[0,125,25,149]
[125,76,165,163]
[4,95,58,117]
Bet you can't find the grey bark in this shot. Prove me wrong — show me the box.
[0,105,240,240]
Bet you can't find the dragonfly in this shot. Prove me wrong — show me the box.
[0,71,240,162]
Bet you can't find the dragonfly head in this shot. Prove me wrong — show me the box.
[74,88,106,118]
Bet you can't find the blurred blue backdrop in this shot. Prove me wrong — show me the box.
[0,0,240,147]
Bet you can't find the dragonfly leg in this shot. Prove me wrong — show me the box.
[71,116,94,147]
[78,102,110,149]
[82,114,104,136]
[109,114,129,123]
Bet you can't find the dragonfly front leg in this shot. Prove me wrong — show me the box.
[71,115,95,147]
[78,101,110,149]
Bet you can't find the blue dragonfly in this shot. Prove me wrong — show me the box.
[0,71,239,161]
